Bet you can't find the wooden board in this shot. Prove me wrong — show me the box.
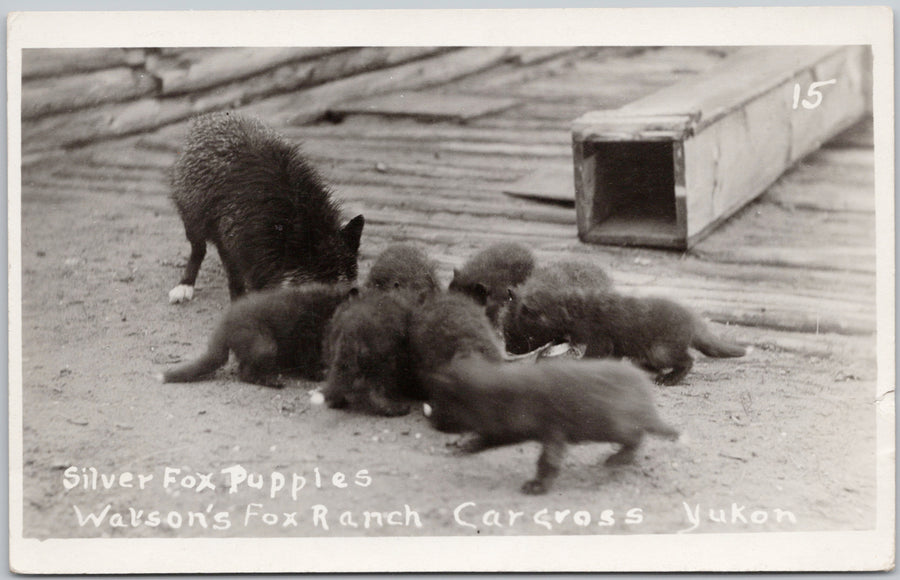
[502,164,576,205]
[20,47,447,153]
[22,67,159,120]
[244,47,519,126]
[572,45,873,249]
[22,48,145,78]
[328,90,520,122]
[145,47,344,94]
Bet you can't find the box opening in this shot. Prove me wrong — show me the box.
[587,140,681,243]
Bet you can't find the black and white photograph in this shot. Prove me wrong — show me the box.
[7,7,894,574]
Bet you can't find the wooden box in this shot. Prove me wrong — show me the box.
[572,46,872,249]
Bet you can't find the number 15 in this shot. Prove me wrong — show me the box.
[793,79,837,110]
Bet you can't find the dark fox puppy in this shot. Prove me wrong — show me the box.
[502,288,746,385]
[364,243,440,294]
[497,259,614,340]
[448,242,536,326]
[524,259,614,293]
[408,292,504,394]
[323,290,422,416]
[159,283,352,387]
[168,112,365,303]
[424,355,679,494]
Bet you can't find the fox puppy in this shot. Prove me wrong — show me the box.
[525,259,614,293]
[159,283,351,387]
[448,242,535,326]
[424,355,679,494]
[408,293,504,394]
[365,243,440,295]
[496,258,614,337]
[323,290,422,416]
[502,288,746,385]
[168,112,365,303]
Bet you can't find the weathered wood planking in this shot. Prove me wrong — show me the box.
[328,90,521,122]
[145,47,346,94]
[23,67,159,120]
[572,45,872,249]
[688,155,875,276]
[21,47,447,153]
[502,163,576,205]
[763,149,875,213]
[242,47,521,126]
[22,48,145,78]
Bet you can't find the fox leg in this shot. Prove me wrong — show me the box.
[169,237,206,303]
[521,432,566,495]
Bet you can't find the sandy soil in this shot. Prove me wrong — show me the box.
[17,151,879,541]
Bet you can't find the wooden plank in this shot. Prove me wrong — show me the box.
[507,47,581,65]
[20,47,446,153]
[825,116,874,148]
[764,148,874,213]
[340,187,576,225]
[603,266,874,336]
[185,46,445,114]
[243,47,519,126]
[127,115,572,152]
[22,67,159,120]
[23,97,195,153]
[328,90,520,122]
[22,48,145,78]
[145,47,344,94]
[628,283,874,336]
[691,203,875,273]
[572,45,872,249]
[502,164,575,205]
[343,205,574,239]
[450,47,726,100]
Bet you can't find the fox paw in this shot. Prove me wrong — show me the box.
[168,284,194,304]
[520,479,548,495]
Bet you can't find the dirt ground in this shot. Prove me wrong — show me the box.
[18,151,879,540]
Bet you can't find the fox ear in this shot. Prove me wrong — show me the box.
[507,288,518,301]
[342,215,365,253]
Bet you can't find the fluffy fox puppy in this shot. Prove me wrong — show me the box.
[159,283,352,387]
[524,259,614,293]
[496,258,615,339]
[408,293,504,394]
[168,112,365,303]
[323,290,423,416]
[364,243,440,295]
[448,242,536,326]
[423,355,679,494]
[502,288,746,385]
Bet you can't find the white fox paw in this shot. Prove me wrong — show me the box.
[168,284,194,304]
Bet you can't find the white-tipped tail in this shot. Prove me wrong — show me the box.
[153,372,165,383]
[423,403,432,417]
[310,391,325,405]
